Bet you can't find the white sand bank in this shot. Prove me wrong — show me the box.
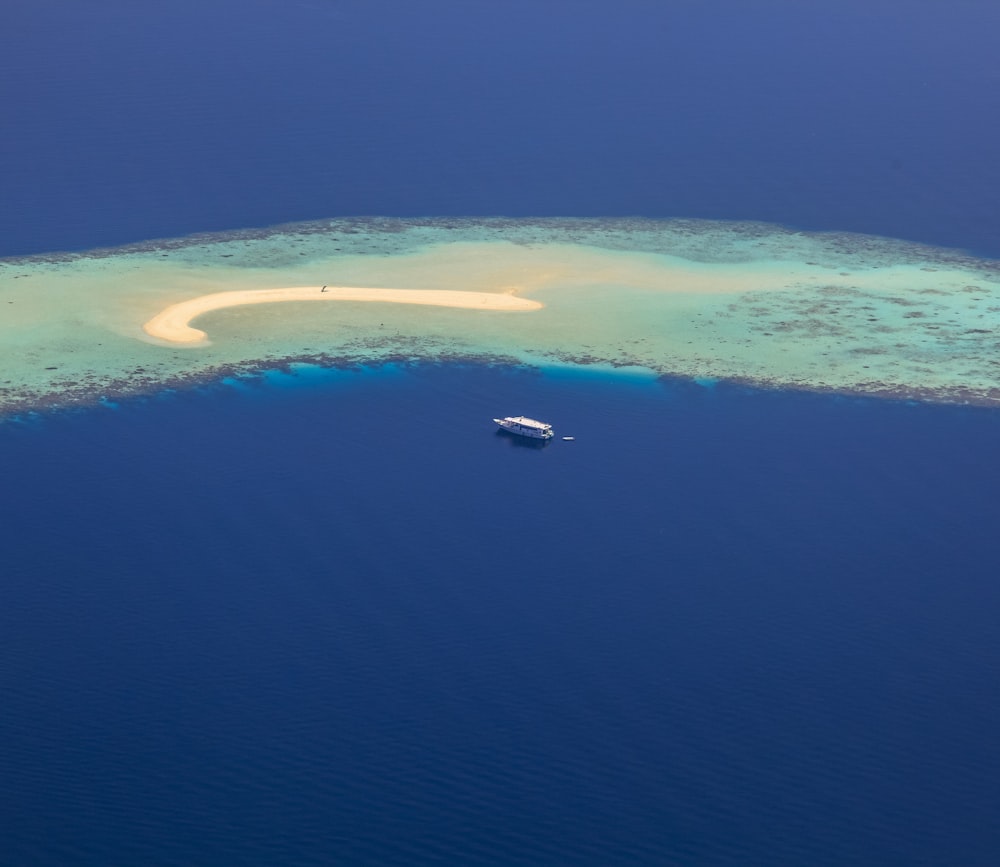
[142,285,543,345]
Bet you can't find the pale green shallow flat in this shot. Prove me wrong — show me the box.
[1,217,998,415]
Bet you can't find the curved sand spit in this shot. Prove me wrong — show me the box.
[142,285,543,345]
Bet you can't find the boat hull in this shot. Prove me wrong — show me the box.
[493,416,554,439]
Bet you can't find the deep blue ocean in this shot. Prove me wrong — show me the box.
[2,0,999,258]
[3,367,1000,864]
[4,1,1000,864]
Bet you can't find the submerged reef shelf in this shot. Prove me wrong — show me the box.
[1,217,999,417]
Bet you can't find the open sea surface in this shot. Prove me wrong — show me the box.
[3,364,1000,864]
[3,0,1000,863]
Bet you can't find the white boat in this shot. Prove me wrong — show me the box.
[493,416,554,439]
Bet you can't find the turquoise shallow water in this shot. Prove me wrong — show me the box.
[2,364,999,864]
[2,218,999,417]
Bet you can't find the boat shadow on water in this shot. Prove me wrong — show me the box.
[494,429,552,449]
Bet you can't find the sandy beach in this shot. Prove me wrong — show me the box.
[142,285,544,345]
